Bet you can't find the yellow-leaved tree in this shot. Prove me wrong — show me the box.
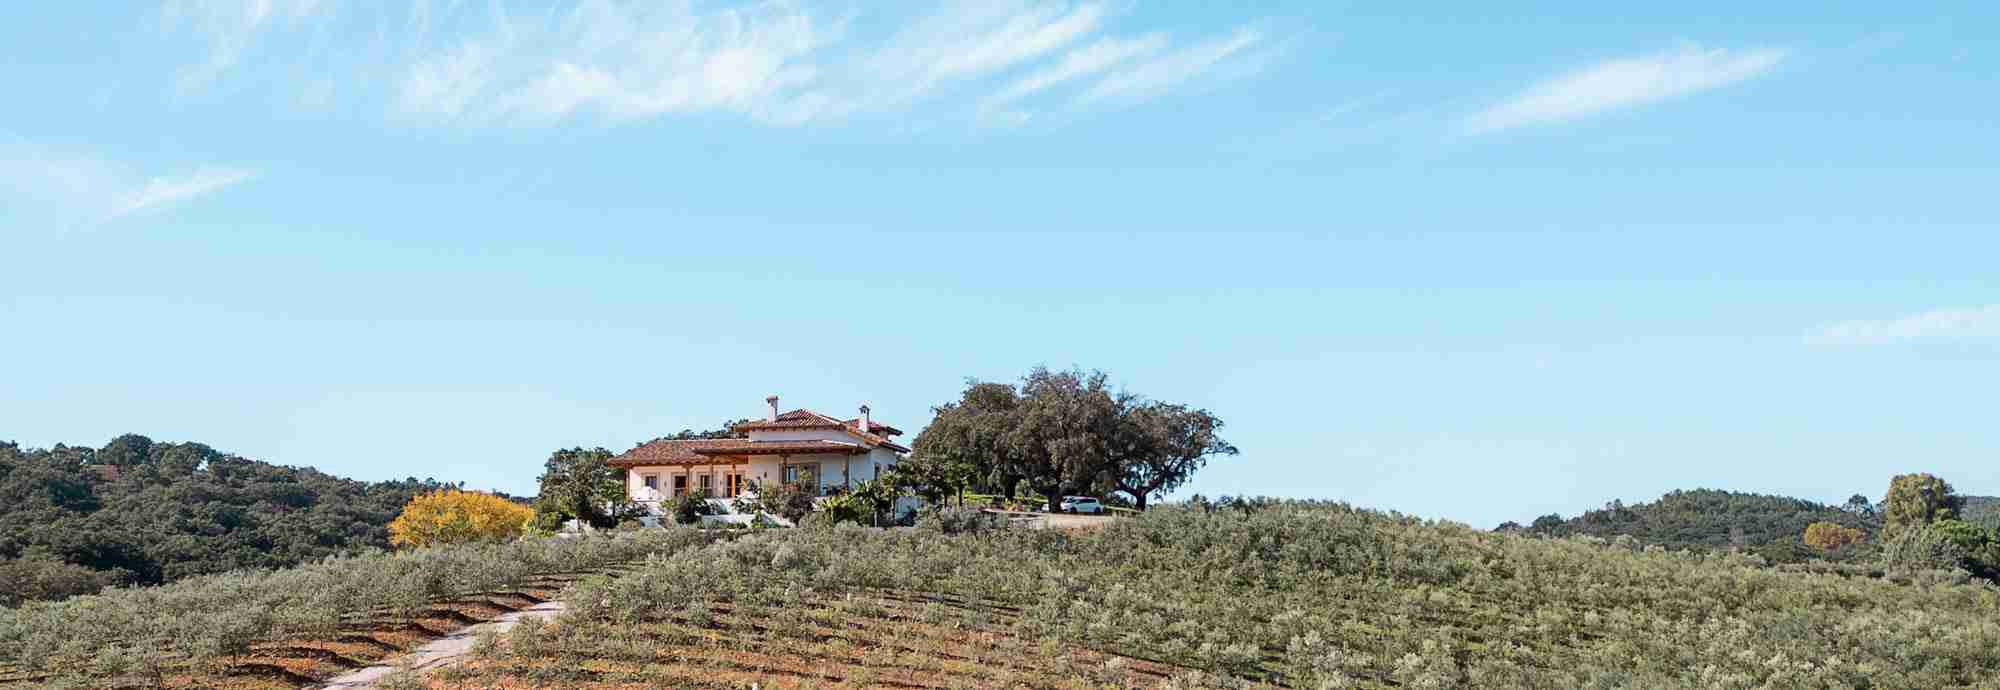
[388,489,534,548]
[1802,521,1866,551]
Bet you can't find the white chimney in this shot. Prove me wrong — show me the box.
[859,404,871,432]
[766,395,780,421]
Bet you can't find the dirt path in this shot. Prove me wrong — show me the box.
[983,509,1119,529]
[312,600,565,689]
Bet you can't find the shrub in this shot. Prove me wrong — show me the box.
[669,494,717,525]
[1931,519,2000,579]
[1880,524,1968,573]
[817,492,871,527]
[0,557,128,606]
[387,489,535,548]
[732,480,816,525]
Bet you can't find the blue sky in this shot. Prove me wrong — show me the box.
[3,1,1996,528]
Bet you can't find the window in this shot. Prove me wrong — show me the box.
[783,464,817,488]
[672,475,688,497]
[725,472,743,497]
[697,474,714,497]
[642,474,659,493]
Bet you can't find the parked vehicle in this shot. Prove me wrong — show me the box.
[1060,496,1104,514]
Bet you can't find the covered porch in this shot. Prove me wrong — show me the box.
[691,439,875,497]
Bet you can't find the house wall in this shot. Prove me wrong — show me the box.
[625,463,758,505]
[781,453,858,494]
[737,428,903,494]
[864,447,899,480]
[622,424,908,505]
[624,456,871,498]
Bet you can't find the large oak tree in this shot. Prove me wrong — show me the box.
[1009,367,1126,512]
[906,381,1024,505]
[909,367,1234,512]
[1105,402,1237,510]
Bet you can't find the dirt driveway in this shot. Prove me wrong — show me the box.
[984,509,1121,530]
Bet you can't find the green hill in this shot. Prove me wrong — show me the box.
[0,434,477,605]
[1964,495,2000,530]
[1509,488,1880,563]
[10,503,2000,689]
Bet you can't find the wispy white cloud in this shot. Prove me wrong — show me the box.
[0,144,255,222]
[161,1,1278,128]
[873,2,1107,90]
[1077,27,1270,108]
[1807,305,2000,345]
[397,39,506,120]
[110,167,258,219]
[985,34,1166,112]
[162,0,331,91]
[1463,44,1788,134]
[477,1,831,125]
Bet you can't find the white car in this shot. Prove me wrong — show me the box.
[1060,496,1104,514]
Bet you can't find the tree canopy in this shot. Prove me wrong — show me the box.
[906,381,1026,505]
[1882,472,1963,532]
[532,447,637,531]
[0,435,467,602]
[1802,521,1866,551]
[904,367,1235,511]
[1516,489,1879,564]
[655,420,753,440]
[1104,401,1237,510]
[387,489,533,548]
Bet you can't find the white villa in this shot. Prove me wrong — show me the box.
[611,396,914,522]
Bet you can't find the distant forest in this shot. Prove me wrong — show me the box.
[1966,495,2000,529]
[0,435,491,605]
[1507,488,1887,564]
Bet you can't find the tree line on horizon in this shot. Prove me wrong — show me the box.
[1506,474,2000,577]
[0,434,494,605]
[14,404,1991,608]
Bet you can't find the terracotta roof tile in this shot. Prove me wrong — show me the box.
[690,439,870,456]
[610,438,753,467]
[733,407,909,450]
[610,438,880,467]
[842,418,904,436]
[733,409,845,431]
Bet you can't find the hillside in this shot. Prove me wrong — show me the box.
[0,530,708,688]
[385,505,2000,688]
[1510,489,1881,563]
[0,435,480,604]
[1964,495,2000,530]
[9,503,1999,689]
